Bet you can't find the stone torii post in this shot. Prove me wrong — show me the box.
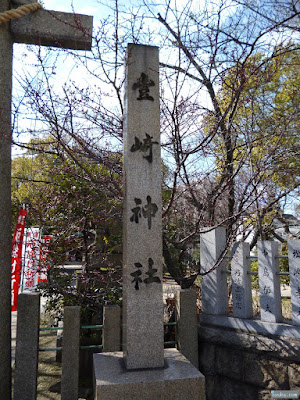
[0,1,93,397]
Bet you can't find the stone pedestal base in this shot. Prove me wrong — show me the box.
[93,348,206,400]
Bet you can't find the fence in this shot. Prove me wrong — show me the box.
[13,288,197,400]
[200,227,300,336]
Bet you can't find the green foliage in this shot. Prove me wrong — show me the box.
[12,137,123,259]
[12,137,123,320]
[204,45,299,188]
[39,268,122,326]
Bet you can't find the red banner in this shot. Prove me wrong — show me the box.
[22,228,40,290]
[11,208,28,311]
[38,235,52,283]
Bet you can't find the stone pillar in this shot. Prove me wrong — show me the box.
[175,289,199,368]
[200,227,228,315]
[258,241,282,323]
[288,240,300,326]
[231,242,253,319]
[61,306,80,400]
[93,43,206,399]
[123,43,164,370]
[0,1,13,398]
[14,292,40,400]
[102,305,121,352]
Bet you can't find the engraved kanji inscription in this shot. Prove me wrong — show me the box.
[130,198,142,224]
[235,277,242,285]
[131,258,161,290]
[132,73,155,101]
[144,258,161,284]
[293,249,300,258]
[130,196,158,229]
[142,196,158,229]
[130,133,158,163]
[266,304,272,312]
[130,262,143,290]
[263,285,271,295]
[234,269,241,277]
[262,249,268,257]
[294,268,300,276]
[263,267,270,277]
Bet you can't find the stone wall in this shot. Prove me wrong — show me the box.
[198,317,300,400]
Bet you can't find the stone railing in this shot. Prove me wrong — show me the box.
[13,288,199,399]
[200,227,300,336]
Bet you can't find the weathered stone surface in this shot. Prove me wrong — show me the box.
[205,376,258,400]
[175,289,198,368]
[94,349,206,400]
[200,314,300,339]
[61,306,81,400]
[231,242,253,318]
[198,342,215,373]
[11,10,93,50]
[199,318,300,362]
[103,305,121,352]
[288,241,300,326]
[200,227,228,315]
[204,376,219,400]
[123,43,164,370]
[244,358,289,389]
[258,241,282,323]
[198,321,300,400]
[288,363,300,389]
[215,348,244,381]
[13,292,40,400]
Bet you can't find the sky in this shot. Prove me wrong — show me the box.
[10,0,299,214]
[12,0,195,155]
[12,0,112,153]
[44,0,107,16]
[43,0,140,18]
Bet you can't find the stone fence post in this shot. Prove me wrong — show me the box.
[231,242,253,319]
[102,305,121,352]
[258,241,282,323]
[200,227,228,315]
[288,240,300,326]
[61,306,81,400]
[14,291,40,400]
[175,289,199,369]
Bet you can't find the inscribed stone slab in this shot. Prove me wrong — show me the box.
[200,227,228,315]
[123,44,164,369]
[231,242,253,318]
[288,241,300,326]
[258,241,282,323]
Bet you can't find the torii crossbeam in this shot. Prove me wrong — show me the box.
[0,1,93,397]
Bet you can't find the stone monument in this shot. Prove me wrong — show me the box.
[231,242,253,319]
[200,227,228,315]
[122,43,164,370]
[288,241,300,326]
[93,43,205,400]
[0,1,93,397]
[258,241,282,323]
